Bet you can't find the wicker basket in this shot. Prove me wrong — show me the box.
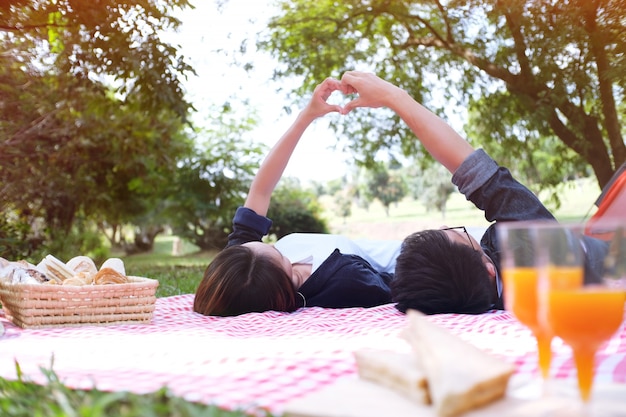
[0,276,159,329]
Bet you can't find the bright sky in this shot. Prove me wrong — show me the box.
[164,0,352,183]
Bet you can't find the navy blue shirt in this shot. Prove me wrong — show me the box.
[226,207,393,309]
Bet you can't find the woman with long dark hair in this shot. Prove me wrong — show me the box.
[193,78,399,316]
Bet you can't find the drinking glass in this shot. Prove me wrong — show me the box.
[539,222,626,404]
[497,221,555,381]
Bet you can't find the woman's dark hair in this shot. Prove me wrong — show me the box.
[193,245,299,317]
[392,230,493,315]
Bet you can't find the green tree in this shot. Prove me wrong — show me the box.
[405,163,456,219]
[333,187,354,224]
[0,0,194,120]
[361,163,407,217]
[0,59,191,257]
[0,211,41,260]
[167,106,264,251]
[326,175,356,222]
[256,0,625,190]
[0,0,195,256]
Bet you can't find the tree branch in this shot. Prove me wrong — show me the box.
[580,1,626,169]
[6,109,61,146]
[0,22,67,32]
[433,0,455,44]
[500,0,533,80]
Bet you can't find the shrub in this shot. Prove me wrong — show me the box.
[267,179,329,238]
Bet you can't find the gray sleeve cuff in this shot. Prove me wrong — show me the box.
[451,149,499,198]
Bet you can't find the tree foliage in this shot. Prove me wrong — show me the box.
[0,0,195,257]
[0,0,195,120]
[330,177,355,223]
[256,0,625,190]
[360,162,407,217]
[405,163,456,218]
[167,106,264,251]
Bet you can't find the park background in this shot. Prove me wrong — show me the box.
[0,0,623,415]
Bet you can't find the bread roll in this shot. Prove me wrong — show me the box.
[62,277,87,286]
[93,267,128,285]
[66,256,98,276]
[74,270,95,285]
[100,258,125,276]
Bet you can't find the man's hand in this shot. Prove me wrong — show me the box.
[340,71,404,114]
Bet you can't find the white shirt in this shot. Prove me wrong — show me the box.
[273,233,401,274]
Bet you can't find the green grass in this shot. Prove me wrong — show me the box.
[121,239,212,298]
[0,364,260,417]
[0,176,602,416]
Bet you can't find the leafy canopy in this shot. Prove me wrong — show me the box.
[0,0,196,258]
[256,0,626,191]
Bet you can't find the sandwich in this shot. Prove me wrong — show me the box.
[403,310,515,417]
[40,254,75,283]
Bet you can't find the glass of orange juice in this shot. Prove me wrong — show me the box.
[497,221,555,381]
[539,222,626,405]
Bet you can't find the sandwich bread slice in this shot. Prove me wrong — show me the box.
[354,349,430,405]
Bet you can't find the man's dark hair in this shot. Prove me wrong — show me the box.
[392,229,493,315]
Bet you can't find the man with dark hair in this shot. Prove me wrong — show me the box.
[340,71,609,315]
[393,230,495,314]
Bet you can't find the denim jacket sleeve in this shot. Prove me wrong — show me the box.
[451,149,555,223]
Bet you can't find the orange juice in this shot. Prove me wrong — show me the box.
[503,267,539,326]
[547,288,626,401]
[502,267,553,378]
[545,265,584,290]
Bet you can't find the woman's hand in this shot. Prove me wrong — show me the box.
[302,77,346,119]
[244,78,346,216]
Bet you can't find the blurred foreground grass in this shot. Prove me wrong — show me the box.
[0,364,264,417]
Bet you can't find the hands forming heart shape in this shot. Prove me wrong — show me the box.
[308,71,398,117]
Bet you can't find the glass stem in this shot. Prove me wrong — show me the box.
[573,346,596,403]
[535,331,553,380]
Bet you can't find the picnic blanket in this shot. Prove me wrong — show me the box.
[1,294,625,415]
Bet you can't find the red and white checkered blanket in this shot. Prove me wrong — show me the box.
[1,294,625,415]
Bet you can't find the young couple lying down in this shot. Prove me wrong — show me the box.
[193,72,608,317]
